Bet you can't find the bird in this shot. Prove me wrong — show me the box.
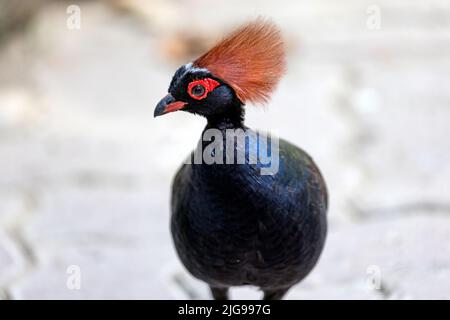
[154,18,328,300]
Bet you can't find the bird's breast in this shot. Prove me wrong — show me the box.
[169,133,327,287]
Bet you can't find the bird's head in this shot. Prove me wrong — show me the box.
[154,18,286,120]
[154,64,237,118]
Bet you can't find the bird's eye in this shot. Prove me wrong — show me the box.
[191,84,205,97]
[187,78,220,100]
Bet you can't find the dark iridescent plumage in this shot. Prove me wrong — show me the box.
[154,20,328,300]
[170,124,327,299]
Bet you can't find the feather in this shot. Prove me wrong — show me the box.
[193,18,286,104]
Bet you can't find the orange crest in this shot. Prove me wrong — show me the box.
[193,18,286,105]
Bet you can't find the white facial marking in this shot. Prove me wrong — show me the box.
[184,62,209,74]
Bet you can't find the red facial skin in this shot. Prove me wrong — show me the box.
[188,78,220,100]
[159,78,220,115]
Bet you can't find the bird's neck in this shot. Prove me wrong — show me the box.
[205,104,245,130]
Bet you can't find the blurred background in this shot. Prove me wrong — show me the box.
[0,0,449,299]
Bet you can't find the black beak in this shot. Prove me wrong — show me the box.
[154,94,187,117]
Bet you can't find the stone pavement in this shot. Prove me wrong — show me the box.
[0,0,449,299]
